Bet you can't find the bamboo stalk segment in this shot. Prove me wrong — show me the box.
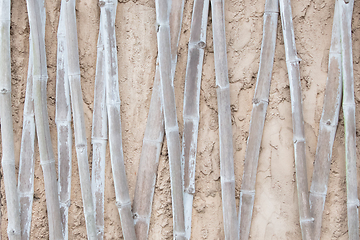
[99,1,136,239]
[91,24,107,240]
[56,4,72,239]
[155,0,186,239]
[181,0,209,238]
[62,0,97,238]
[238,0,278,239]
[0,0,21,238]
[309,2,342,239]
[210,0,238,239]
[26,0,64,239]
[279,0,313,239]
[133,0,185,238]
[338,0,359,239]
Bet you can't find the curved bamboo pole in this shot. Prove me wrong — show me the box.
[155,0,186,239]
[338,0,359,239]
[0,0,21,238]
[26,0,64,239]
[210,0,238,239]
[61,0,97,238]
[181,0,209,238]
[238,0,278,239]
[91,23,107,240]
[56,4,72,239]
[309,2,342,239]
[99,1,136,239]
[279,0,313,239]
[133,0,185,238]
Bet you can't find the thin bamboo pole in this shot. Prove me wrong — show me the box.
[91,23,107,240]
[26,0,64,239]
[279,0,313,239]
[133,0,185,238]
[56,4,72,239]
[309,2,342,239]
[181,0,209,238]
[339,0,359,239]
[210,0,238,239]
[0,0,21,238]
[62,0,97,238]
[155,0,186,239]
[99,1,136,239]
[238,0,278,239]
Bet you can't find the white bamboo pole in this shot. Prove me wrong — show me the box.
[91,23,107,240]
[155,0,186,239]
[238,0,278,239]
[26,0,64,239]
[309,2,342,239]
[99,1,136,239]
[338,0,359,239]
[133,0,185,238]
[181,0,209,238]
[61,0,97,238]
[210,0,238,239]
[56,4,72,239]
[279,0,313,239]
[0,0,21,238]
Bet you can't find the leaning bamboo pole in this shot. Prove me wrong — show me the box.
[56,4,72,239]
[238,0,278,239]
[210,0,238,239]
[62,0,97,238]
[309,2,342,239]
[99,1,136,239]
[91,24,107,240]
[133,0,185,238]
[279,0,313,239]
[181,0,209,238]
[155,0,186,239]
[26,0,64,239]
[339,0,359,239]
[0,0,21,238]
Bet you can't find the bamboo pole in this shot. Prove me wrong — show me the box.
[26,0,64,239]
[181,0,209,238]
[155,0,186,239]
[91,23,107,240]
[133,0,185,238]
[0,0,21,238]
[338,0,359,239]
[210,0,238,239]
[61,0,97,238]
[309,2,342,239]
[238,0,278,239]
[279,0,313,239]
[99,1,136,239]
[56,4,72,239]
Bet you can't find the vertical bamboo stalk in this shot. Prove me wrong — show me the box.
[91,24,107,240]
[0,0,21,238]
[238,0,278,239]
[26,0,64,239]
[155,0,186,239]
[309,2,342,239]
[56,4,72,239]
[181,0,209,239]
[133,1,185,238]
[210,0,238,239]
[279,0,313,239]
[339,0,359,239]
[99,1,136,239]
[17,3,45,235]
[61,0,97,238]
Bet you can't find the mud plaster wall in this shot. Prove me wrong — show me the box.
[2,0,360,239]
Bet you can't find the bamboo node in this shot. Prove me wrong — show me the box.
[185,186,195,194]
[0,88,9,94]
[40,159,56,166]
[241,189,255,196]
[293,138,305,144]
[347,199,360,207]
[309,190,326,197]
[252,98,268,104]
[60,199,71,208]
[76,144,86,153]
[91,137,108,143]
[115,200,131,209]
[300,217,314,223]
[286,57,301,64]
